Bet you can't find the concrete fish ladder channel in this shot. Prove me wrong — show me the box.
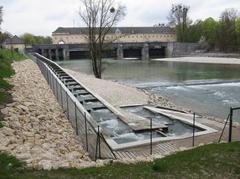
[32,53,218,160]
[33,53,168,160]
[33,53,121,160]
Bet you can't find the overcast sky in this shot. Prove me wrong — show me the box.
[1,0,240,36]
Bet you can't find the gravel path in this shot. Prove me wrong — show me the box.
[65,69,184,113]
[65,69,149,107]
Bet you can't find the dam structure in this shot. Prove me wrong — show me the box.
[31,26,182,60]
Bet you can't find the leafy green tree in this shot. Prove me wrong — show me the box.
[20,33,52,45]
[236,18,240,33]
[185,20,203,43]
[0,32,12,44]
[236,18,240,52]
[20,33,36,44]
[218,8,238,52]
[201,18,218,47]
[168,4,192,42]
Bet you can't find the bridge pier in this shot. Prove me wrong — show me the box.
[165,42,174,57]
[44,49,48,58]
[40,49,44,56]
[117,44,123,60]
[48,49,52,60]
[55,49,59,61]
[63,49,70,60]
[141,44,149,61]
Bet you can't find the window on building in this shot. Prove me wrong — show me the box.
[58,40,65,44]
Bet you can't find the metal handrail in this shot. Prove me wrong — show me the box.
[34,53,117,160]
[218,114,230,143]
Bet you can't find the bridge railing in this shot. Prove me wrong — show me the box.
[34,53,116,161]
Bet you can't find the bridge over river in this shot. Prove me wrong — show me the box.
[30,42,199,61]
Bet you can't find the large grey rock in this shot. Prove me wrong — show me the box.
[38,160,53,170]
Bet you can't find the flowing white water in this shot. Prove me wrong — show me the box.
[150,82,240,120]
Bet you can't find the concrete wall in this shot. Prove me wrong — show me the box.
[169,42,200,57]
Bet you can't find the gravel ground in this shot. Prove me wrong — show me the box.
[65,69,149,107]
[0,59,107,170]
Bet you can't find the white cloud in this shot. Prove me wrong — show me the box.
[1,0,240,36]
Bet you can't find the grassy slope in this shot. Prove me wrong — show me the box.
[0,142,239,179]
[0,49,26,127]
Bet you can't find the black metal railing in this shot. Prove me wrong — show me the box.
[34,53,116,160]
[219,107,240,143]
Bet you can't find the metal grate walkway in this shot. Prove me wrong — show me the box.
[114,142,177,160]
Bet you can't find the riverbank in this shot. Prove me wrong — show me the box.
[153,56,240,64]
[0,59,100,170]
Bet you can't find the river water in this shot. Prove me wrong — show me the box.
[58,59,240,120]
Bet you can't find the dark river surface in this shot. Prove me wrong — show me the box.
[58,59,240,121]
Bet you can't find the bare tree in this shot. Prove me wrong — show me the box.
[168,4,191,42]
[79,0,126,79]
[0,6,3,30]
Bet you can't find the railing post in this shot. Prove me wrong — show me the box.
[66,91,69,120]
[218,114,230,143]
[46,67,49,84]
[98,126,101,159]
[52,75,55,95]
[60,86,63,108]
[150,117,153,155]
[192,113,196,147]
[229,108,233,143]
[56,78,59,101]
[75,102,78,135]
[51,71,53,90]
[48,68,50,85]
[84,113,89,152]
[95,125,100,161]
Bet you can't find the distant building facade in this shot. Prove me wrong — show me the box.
[52,27,176,44]
[3,35,25,52]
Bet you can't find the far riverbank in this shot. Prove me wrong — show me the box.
[153,56,240,64]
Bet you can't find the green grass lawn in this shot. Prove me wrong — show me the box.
[0,142,239,179]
